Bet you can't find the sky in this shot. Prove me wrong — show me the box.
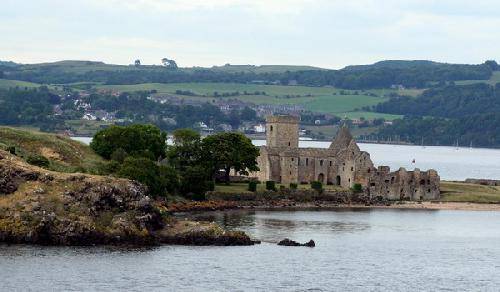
[1,0,499,69]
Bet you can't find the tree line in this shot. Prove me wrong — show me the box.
[374,82,500,147]
[2,60,496,89]
[90,124,259,199]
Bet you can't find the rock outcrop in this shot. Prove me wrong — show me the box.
[0,150,255,246]
[277,238,315,247]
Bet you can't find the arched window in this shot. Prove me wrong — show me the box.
[270,125,273,131]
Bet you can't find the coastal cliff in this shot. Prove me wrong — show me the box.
[0,149,254,246]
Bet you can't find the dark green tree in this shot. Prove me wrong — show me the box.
[201,132,260,183]
[91,124,167,160]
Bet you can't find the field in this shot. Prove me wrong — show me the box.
[440,181,500,203]
[0,79,41,89]
[96,82,405,119]
[454,71,500,86]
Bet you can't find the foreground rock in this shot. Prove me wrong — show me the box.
[0,150,254,246]
[277,238,315,247]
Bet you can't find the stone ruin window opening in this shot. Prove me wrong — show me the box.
[368,168,371,173]
[320,160,324,166]
[330,161,332,167]
[270,125,273,132]
[420,179,425,185]
[351,167,354,172]
[288,142,291,146]
[306,158,309,166]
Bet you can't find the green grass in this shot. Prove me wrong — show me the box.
[454,71,500,86]
[342,111,402,120]
[0,126,105,173]
[440,181,500,203]
[0,79,42,89]
[304,94,387,114]
[215,182,344,193]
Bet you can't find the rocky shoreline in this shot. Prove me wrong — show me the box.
[167,199,500,213]
[0,150,256,246]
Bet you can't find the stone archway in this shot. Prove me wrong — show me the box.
[318,173,325,183]
[336,175,341,186]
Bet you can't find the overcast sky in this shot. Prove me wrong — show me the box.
[1,0,499,68]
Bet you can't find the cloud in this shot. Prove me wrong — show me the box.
[1,0,499,67]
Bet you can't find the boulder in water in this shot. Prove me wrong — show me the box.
[277,238,315,247]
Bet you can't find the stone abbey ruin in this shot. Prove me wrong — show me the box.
[253,115,440,200]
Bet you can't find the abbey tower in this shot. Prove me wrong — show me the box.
[266,115,299,148]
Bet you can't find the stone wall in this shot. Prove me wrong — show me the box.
[368,167,440,200]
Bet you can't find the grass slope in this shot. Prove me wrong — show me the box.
[0,79,41,89]
[440,181,500,203]
[0,127,104,173]
[455,71,500,86]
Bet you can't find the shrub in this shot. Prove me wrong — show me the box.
[352,183,363,193]
[311,181,323,191]
[289,183,298,190]
[7,146,16,155]
[248,181,258,192]
[266,180,276,191]
[26,155,50,168]
[110,148,128,163]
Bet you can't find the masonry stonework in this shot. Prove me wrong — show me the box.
[254,115,440,200]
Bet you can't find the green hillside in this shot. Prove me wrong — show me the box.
[96,82,404,119]
[0,79,41,89]
[0,127,104,173]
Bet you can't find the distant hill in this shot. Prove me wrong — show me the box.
[0,59,496,89]
[0,60,18,67]
[343,60,440,71]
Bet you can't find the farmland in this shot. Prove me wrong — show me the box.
[96,82,406,119]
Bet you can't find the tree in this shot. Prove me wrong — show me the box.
[91,124,167,160]
[117,157,178,197]
[484,60,499,71]
[201,132,260,183]
[161,58,178,69]
[168,128,202,172]
[240,106,257,121]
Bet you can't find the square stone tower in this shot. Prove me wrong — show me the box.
[266,115,299,148]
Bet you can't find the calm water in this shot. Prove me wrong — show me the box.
[2,209,500,291]
[73,137,500,181]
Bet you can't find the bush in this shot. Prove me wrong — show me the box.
[289,183,298,190]
[352,183,363,193]
[248,181,258,192]
[179,165,211,197]
[311,181,323,191]
[110,148,128,163]
[266,180,276,191]
[7,146,16,155]
[26,155,50,168]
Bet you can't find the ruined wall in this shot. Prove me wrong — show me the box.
[368,167,440,200]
